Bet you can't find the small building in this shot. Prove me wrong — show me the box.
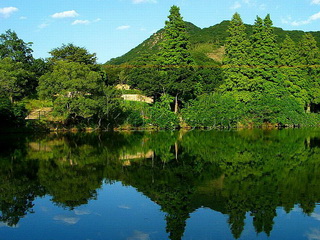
[121,94,154,104]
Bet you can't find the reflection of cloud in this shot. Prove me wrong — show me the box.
[0,222,19,228]
[53,215,80,225]
[74,209,91,215]
[307,228,320,240]
[312,213,320,221]
[41,206,49,212]
[118,205,131,209]
[127,230,150,240]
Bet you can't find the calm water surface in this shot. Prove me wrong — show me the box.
[1,129,320,240]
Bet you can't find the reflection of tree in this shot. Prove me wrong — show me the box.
[0,139,45,227]
[38,162,103,208]
[1,129,320,239]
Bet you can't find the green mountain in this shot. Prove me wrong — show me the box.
[106,20,320,65]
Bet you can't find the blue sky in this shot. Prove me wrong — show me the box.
[0,0,319,63]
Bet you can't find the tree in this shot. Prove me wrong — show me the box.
[156,5,195,112]
[157,6,194,68]
[38,61,104,122]
[0,58,30,102]
[0,30,43,96]
[298,33,320,112]
[49,43,97,65]
[278,36,308,109]
[0,30,34,64]
[221,13,252,102]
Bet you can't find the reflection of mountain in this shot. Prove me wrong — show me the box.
[1,129,320,239]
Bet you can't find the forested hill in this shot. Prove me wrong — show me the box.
[106,20,320,65]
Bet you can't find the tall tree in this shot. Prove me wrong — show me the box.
[298,33,320,112]
[248,15,281,97]
[221,13,252,102]
[156,5,195,112]
[157,5,194,68]
[279,36,308,108]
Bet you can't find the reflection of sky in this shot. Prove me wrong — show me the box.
[2,182,320,240]
[0,182,167,240]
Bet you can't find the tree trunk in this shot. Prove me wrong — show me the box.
[174,95,178,114]
[306,103,311,113]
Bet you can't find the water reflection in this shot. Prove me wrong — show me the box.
[1,129,320,239]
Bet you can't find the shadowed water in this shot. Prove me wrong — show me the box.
[1,129,320,239]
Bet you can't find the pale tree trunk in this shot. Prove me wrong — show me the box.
[174,95,178,114]
[306,103,311,113]
[175,142,178,161]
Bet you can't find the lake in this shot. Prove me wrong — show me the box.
[1,129,320,240]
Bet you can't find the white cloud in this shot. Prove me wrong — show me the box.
[310,12,320,21]
[38,23,49,29]
[286,11,320,26]
[20,16,27,20]
[117,25,130,30]
[72,20,90,25]
[259,4,266,10]
[93,18,101,23]
[71,18,101,25]
[231,1,241,10]
[132,0,157,4]
[0,7,18,18]
[312,0,320,4]
[51,10,79,19]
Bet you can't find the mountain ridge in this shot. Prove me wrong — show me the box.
[106,20,320,65]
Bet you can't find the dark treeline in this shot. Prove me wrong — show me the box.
[1,6,320,130]
[1,129,320,239]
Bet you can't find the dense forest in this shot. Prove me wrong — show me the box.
[1,5,320,131]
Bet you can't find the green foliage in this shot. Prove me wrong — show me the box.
[157,5,194,68]
[38,61,104,122]
[182,93,241,128]
[0,58,31,101]
[0,30,34,64]
[0,95,27,128]
[49,43,97,65]
[145,94,179,129]
[119,101,149,128]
